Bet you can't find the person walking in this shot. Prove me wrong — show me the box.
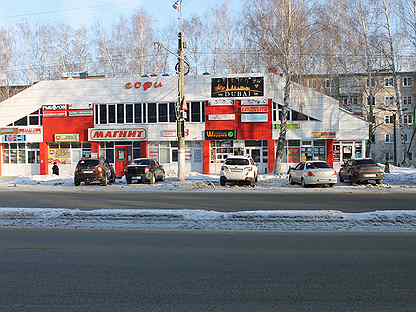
[52,162,60,176]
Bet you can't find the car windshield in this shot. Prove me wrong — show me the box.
[133,159,151,166]
[306,162,330,169]
[78,159,100,167]
[225,158,249,166]
[356,159,376,165]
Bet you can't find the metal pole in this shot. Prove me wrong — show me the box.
[177,32,186,182]
[393,112,397,165]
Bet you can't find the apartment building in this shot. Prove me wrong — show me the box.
[303,72,416,165]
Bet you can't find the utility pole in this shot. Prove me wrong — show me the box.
[393,112,397,165]
[177,32,186,182]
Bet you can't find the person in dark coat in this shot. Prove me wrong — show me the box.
[52,162,60,176]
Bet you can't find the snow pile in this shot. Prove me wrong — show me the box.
[384,166,416,186]
[0,208,416,232]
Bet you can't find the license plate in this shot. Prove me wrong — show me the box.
[83,170,93,173]
[132,176,142,180]
[364,174,376,178]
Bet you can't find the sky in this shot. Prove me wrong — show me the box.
[0,0,241,29]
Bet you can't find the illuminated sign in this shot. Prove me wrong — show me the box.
[205,130,236,140]
[89,128,146,141]
[211,76,264,98]
[125,81,163,92]
[208,114,235,121]
[240,99,268,106]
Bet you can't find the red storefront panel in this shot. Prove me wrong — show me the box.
[43,116,93,143]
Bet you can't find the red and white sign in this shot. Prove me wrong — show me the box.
[209,99,234,106]
[208,114,235,121]
[241,106,268,113]
[241,99,267,106]
[89,128,146,141]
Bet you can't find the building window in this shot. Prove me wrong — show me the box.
[408,152,413,161]
[384,96,394,106]
[385,133,393,143]
[2,143,40,164]
[403,114,413,125]
[134,103,142,123]
[158,103,168,122]
[403,77,413,87]
[191,101,201,122]
[385,115,394,124]
[384,78,394,87]
[14,116,28,126]
[385,152,393,161]
[403,96,412,107]
[108,104,116,123]
[147,103,157,123]
[117,104,124,124]
[99,104,107,124]
[28,110,40,126]
[125,104,133,123]
[402,133,409,144]
[367,78,376,88]
[169,102,177,122]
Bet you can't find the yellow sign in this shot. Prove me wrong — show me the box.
[48,148,71,164]
[55,134,80,142]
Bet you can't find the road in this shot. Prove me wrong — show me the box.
[0,189,415,211]
[0,229,415,312]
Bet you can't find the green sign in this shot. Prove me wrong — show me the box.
[274,123,300,130]
[205,130,237,140]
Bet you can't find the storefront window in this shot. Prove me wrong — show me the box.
[191,102,201,122]
[99,104,107,124]
[288,140,300,163]
[159,142,170,163]
[313,140,326,161]
[2,146,9,163]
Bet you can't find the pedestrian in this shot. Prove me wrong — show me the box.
[384,161,390,173]
[52,161,60,176]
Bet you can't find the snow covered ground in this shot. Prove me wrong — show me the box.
[0,207,415,232]
[0,165,415,193]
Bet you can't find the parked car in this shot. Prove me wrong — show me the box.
[74,158,116,186]
[288,161,337,187]
[339,158,384,184]
[220,156,258,186]
[124,158,165,184]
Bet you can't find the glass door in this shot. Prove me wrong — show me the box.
[115,146,129,178]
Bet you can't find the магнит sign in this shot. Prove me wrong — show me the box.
[205,130,236,140]
[88,128,146,141]
[211,77,264,98]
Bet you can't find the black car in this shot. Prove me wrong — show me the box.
[74,158,116,186]
[125,158,165,184]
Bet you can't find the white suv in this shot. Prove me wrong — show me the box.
[220,156,258,186]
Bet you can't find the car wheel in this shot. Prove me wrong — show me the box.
[249,178,256,187]
[329,183,335,187]
[148,174,156,184]
[74,178,80,186]
[220,176,226,186]
[126,177,132,184]
[255,175,258,183]
[101,175,108,186]
[160,173,165,182]
[289,175,295,185]
[301,178,308,188]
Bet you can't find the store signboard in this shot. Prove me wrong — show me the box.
[209,99,234,106]
[240,99,268,106]
[68,110,93,117]
[3,135,26,142]
[274,123,301,130]
[241,113,268,123]
[0,127,43,142]
[160,129,189,138]
[89,128,146,141]
[241,106,268,113]
[311,131,336,139]
[55,134,80,142]
[205,130,236,140]
[208,114,235,121]
[211,76,264,98]
[48,148,71,165]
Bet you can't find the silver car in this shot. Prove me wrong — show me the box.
[288,161,337,187]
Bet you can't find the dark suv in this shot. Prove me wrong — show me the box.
[74,158,116,186]
[125,158,165,184]
[339,158,384,184]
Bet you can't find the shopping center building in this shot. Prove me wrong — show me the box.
[0,74,368,177]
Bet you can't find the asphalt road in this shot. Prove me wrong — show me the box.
[0,189,415,211]
[0,229,415,312]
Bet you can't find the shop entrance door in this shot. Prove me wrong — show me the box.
[245,147,267,174]
[115,146,129,178]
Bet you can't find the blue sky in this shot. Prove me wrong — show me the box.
[0,0,241,28]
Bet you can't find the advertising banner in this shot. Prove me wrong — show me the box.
[311,131,336,139]
[55,134,80,142]
[241,106,268,113]
[211,76,264,98]
[208,114,235,121]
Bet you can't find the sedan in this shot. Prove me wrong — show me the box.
[288,161,337,187]
[124,158,165,184]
